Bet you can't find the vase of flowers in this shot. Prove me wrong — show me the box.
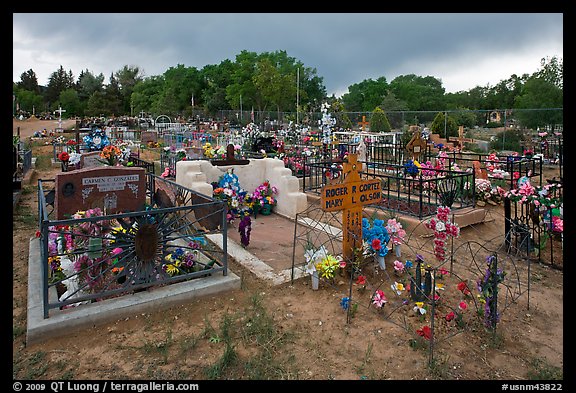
[304,245,328,290]
[362,218,391,270]
[58,151,70,172]
[251,180,278,216]
[386,218,406,258]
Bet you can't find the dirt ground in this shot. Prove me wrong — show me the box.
[12,119,564,382]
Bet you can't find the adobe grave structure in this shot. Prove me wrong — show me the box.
[175,144,307,219]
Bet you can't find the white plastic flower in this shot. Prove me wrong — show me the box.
[435,221,446,232]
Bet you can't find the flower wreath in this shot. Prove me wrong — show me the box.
[83,129,110,151]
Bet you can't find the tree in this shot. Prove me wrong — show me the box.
[430,112,458,138]
[45,65,75,109]
[389,74,446,111]
[59,88,81,117]
[114,65,144,115]
[513,57,563,130]
[341,77,389,112]
[18,69,40,93]
[330,99,352,130]
[369,107,392,132]
[131,75,165,117]
[489,129,523,153]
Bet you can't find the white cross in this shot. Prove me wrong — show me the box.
[54,106,66,130]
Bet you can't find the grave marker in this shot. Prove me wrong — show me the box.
[140,130,158,145]
[211,144,250,166]
[79,151,107,169]
[449,125,474,150]
[358,115,370,131]
[54,166,146,219]
[320,154,382,261]
[406,125,427,161]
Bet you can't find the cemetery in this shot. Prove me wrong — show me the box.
[12,107,563,380]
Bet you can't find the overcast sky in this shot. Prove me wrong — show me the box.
[13,13,563,98]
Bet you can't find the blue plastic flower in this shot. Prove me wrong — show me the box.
[340,297,350,310]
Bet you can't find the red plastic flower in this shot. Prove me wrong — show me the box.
[457,281,471,295]
[58,151,70,162]
[445,311,455,322]
[356,275,366,285]
[416,325,432,340]
[371,238,382,251]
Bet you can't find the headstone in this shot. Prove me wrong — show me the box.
[54,166,146,219]
[79,151,107,169]
[140,130,158,145]
[406,125,427,161]
[473,161,488,180]
[320,154,383,261]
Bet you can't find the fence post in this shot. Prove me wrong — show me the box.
[504,197,511,251]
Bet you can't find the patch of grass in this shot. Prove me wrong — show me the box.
[427,354,451,380]
[14,204,37,226]
[354,342,373,376]
[24,351,49,379]
[178,333,200,355]
[13,324,26,340]
[202,292,298,380]
[204,312,238,379]
[526,358,563,380]
[140,329,173,364]
[34,155,53,171]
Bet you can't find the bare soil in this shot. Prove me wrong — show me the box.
[12,119,564,382]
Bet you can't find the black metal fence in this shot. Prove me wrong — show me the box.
[37,174,228,318]
[303,159,475,219]
[504,184,563,270]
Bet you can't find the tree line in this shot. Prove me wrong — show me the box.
[13,51,562,131]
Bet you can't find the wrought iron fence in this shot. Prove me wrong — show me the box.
[37,174,228,318]
[303,159,475,219]
[504,182,563,270]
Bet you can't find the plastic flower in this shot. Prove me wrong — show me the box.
[390,281,405,296]
[457,281,471,295]
[413,302,427,315]
[458,301,468,311]
[315,254,341,280]
[340,297,350,310]
[58,151,70,162]
[356,275,366,286]
[372,289,387,308]
[393,260,405,272]
[445,311,456,322]
[416,325,431,340]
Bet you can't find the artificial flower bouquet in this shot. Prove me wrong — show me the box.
[362,218,391,257]
[251,180,278,207]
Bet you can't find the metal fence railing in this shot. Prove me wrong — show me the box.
[37,174,228,318]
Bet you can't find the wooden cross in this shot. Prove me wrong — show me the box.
[211,143,250,166]
[320,154,382,261]
[450,125,474,149]
[358,116,370,131]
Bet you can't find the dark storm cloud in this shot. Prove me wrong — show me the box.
[13,13,563,96]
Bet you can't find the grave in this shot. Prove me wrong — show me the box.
[54,166,146,219]
[176,154,307,219]
[320,154,382,261]
[140,130,158,145]
[79,151,107,169]
[358,115,370,131]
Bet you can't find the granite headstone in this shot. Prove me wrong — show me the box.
[54,166,147,219]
